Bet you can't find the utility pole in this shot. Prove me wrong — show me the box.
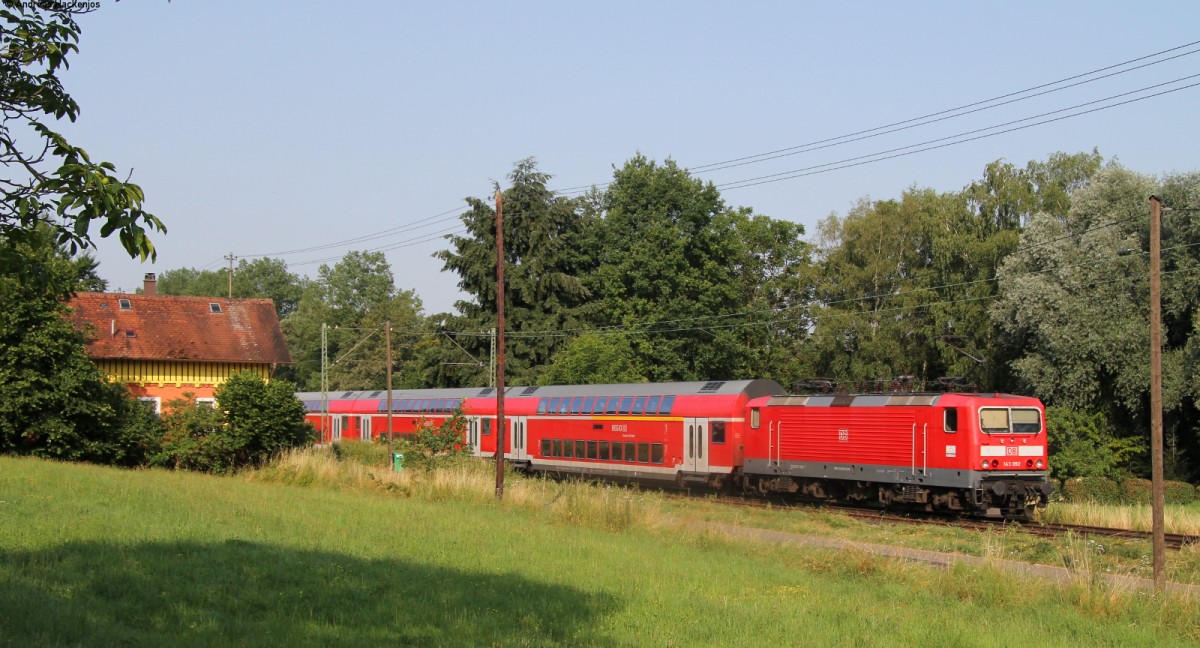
[321,322,329,443]
[494,190,506,499]
[1149,195,1166,593]
[225,253,236,298]
[386,320,394,464]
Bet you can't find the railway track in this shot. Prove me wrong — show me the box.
[683,494,1200,550]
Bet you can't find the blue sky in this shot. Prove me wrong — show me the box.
[61,1,1200,313]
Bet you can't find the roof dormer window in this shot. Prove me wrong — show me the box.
[209,303,223,314]
[125,329,136,338]
[119,299,132,310]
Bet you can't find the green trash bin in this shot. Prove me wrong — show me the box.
[392,452,404,473]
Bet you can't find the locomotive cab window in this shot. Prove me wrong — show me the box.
[979,407,1043,434]
[1012,408,1042,433]
[944,408,958,433]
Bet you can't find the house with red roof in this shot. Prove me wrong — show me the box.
[67,274,292,412]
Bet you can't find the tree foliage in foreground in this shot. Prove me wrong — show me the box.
[0,2,164,268]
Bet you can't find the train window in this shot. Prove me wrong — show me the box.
[944,408,959,433]
[575,440,586,458]
[624,442,636,462]
[548,397,561,415]
[750,408,760,429]
[606,398,620,415]
[538,398,549,415]
[557,399,571,415]
[610,442,622,462]
[598,441,610,461]
[587,441,598,460]
[592,397,607,414]
[570,397,584,414]
[659,395,675,415]
[583,397,596,414]
[1012,408,1042,433]
[979,408,1009,434]
[561,439,572,458]
[482,419,492,436]
[646,396,661,415]
[618,397,634,414]
[633,396,647,415]
[541,439,551,456]
[651,443,664,464]
[711,421,726,444]
[637,443,650,463]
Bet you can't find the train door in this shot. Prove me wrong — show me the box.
[360,416,372,441]
[331,415,346,442]
[684,418,710,473]
[508,416,528,461]
[467,417,483,456]
[911,417,928,478]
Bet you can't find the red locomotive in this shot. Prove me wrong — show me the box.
[297,380,1051,518]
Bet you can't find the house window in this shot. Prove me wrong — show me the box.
[119,299,132,310]
[196,398,216,409]
[137,397,161,415]
[209,303,223,314]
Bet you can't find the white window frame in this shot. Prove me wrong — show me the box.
[196,398,216,409]
[138,396,162,415]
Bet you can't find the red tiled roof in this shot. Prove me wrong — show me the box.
[67,293,292,365]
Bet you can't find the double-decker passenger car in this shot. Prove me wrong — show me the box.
[299,380,1051,518]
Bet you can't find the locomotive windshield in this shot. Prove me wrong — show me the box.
[979,407,1042,434]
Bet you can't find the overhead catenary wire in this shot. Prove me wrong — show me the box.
[220,40,1199,292]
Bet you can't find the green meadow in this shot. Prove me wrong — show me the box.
[1,454,1198,647]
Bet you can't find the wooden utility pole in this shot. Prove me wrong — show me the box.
[225,253,236,298]
[386,320,394,465]
[1149,195,1166,592]
[494,190,506,499]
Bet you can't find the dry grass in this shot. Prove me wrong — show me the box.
[246,446,664,532]
[1038,501,1200,535]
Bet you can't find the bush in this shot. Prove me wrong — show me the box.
[1061,477,1121,504]
[152,373,315,473]
[1113,478,1194,505]
[1166,481,1196,505]
[332,440,391,467]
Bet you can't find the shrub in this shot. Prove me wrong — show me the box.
[1165,481,1196,506]
[153,374,315,473]
[1120,478,1152,505]
[1061,477,1121,504]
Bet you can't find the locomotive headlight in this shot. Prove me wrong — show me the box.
[981,459,989,469]
[1036,460,1044,469]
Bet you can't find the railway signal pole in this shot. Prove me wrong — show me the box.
[494,190,506,499]
[1149,195,1165,593]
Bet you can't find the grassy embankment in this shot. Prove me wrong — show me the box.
[2,449,1199,647]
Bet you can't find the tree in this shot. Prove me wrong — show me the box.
[433,158,591,385]
[993,165,1200,479]
[157,257,306,319]
[282,251,429,391]
[586,155,748,381]
[537,332,645,385]
[1,3,164,268]
[0,226,127,460]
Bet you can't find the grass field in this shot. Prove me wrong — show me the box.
[2,453,1199,647]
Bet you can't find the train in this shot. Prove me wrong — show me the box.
[297,379,1052,518]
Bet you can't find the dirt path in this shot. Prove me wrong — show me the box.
[693,520,1200,598]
